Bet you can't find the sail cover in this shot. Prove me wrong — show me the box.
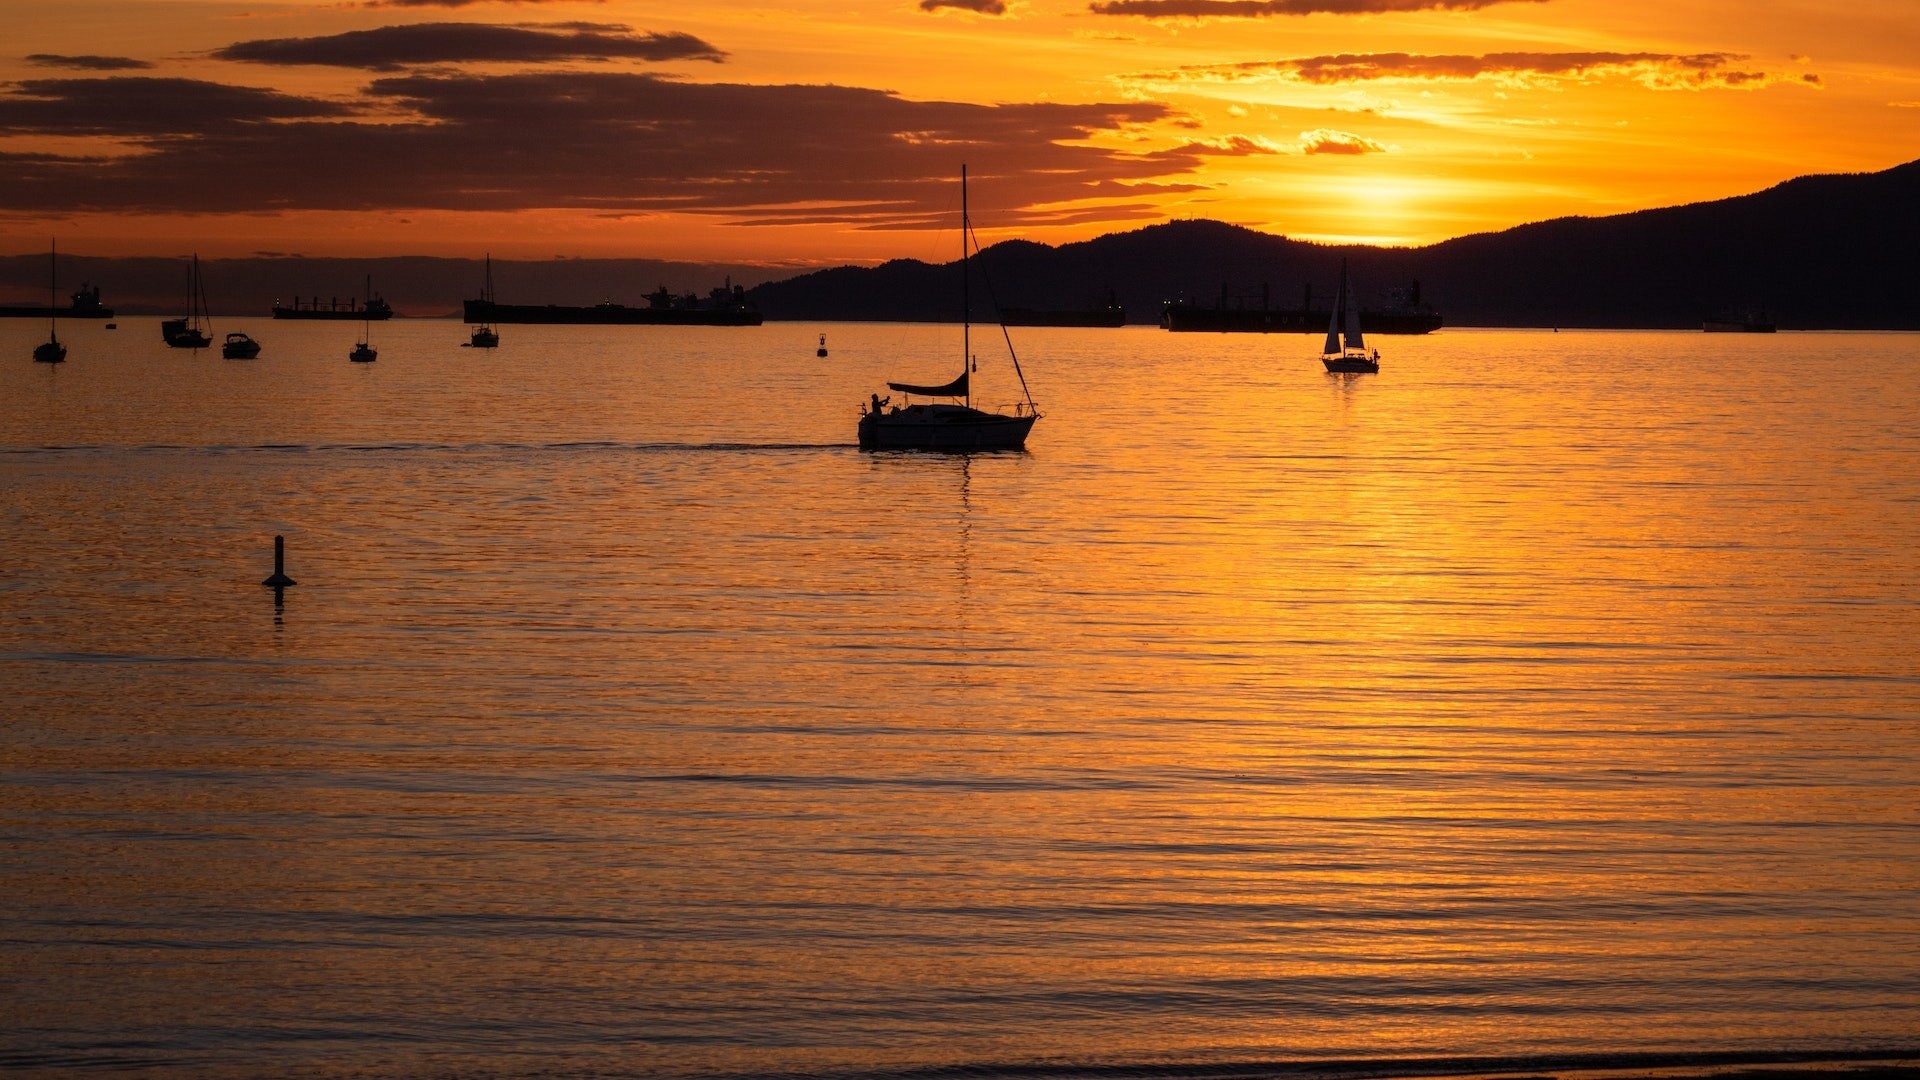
[888,370,968,397]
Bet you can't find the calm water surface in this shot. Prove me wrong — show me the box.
[3,319,1918,1076]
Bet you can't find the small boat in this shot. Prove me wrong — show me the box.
[1320,259,1380,374]
[817,334,828,358]
[1703,310,1776,333]
[467,253,500,348]
[858,166,1040,452]
[222,332,261,359]
[32,240,66,363]
[162,253,213,349]
[350,274,378,362]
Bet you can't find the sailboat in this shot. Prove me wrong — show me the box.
[161,253,213,349]
[858,166,1040,452]
[32,241,66,364]
[1321,258,1380,374]
[350,275,378,362]
[467,254,499,348]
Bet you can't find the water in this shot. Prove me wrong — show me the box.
[3,318,1918,1077]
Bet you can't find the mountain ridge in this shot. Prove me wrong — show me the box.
[4,159,1915,328]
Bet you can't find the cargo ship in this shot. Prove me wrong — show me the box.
[465,282,761,326]
[1000,291,1126,328]
[0,282,113,320]
[1163,280,1441,335]
[273,294,392,320]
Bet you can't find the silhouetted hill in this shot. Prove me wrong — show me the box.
[747,159,1920,329]
[6,160,1915,328]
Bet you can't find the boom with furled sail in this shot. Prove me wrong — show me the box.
[856,165,1040,451]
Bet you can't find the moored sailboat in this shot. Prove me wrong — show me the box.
[161,253,213,349]
[858,166,1040,452]
[350,274,378,362]
[467,254,499,348]
[32,241,66,364]
[1321,259,1380,374]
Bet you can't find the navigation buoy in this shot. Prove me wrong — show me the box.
[261,534,296,588]
[816,334,828,358]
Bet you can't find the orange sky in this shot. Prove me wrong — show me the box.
[2,0,1916,265]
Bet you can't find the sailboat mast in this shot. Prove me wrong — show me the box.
[1341,259,1362,350]
[47,239,57,342]
[363,274,372,340]
[961,164,970,411]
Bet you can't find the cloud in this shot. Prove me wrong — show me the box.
[1299,128,1384,154]
[24,54,155,71]
[1088,0,1542,18]
[921,0,1009,12]
[0,77,356,134]
[0,71,1205,230]
[1167,134,1284,156]
[1130,51,1820,90]
[212,22,725,70]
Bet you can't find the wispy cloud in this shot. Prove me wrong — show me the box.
[1299,128,1384,154]
[920,0,1009,13]
[212,22,724,71]
[24,53,155,71]
[0,77,354,134]
[1088,0,1543,19]
[1165,134,1285,156]
[1129,51,1822,90]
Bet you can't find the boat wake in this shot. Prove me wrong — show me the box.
[0,439,859,457]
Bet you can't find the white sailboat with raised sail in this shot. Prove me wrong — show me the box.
[32,241,66,364]
[1321,258,1380,374]
[350,275,378,362]
[857,166,1040,451]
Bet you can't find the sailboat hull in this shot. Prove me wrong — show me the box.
[1322,356,1379,373]
[33,341,66,363]
[161,319,210,349]
[858,405,1036,452]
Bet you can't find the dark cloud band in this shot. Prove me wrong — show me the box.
[24,54,155,71]
[212,22,725,71]
[1129,50,1821,89]
[920,0,1010,14]
[1088,0,1543,18]
[0,77,354,134]
[0,71,1203,229]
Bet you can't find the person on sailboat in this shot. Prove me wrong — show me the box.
[869,393,889,416]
